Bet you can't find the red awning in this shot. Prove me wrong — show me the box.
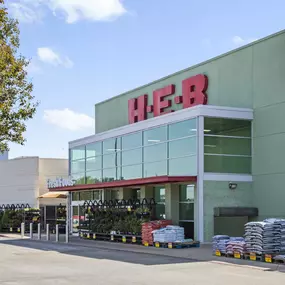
[49,175,196,192]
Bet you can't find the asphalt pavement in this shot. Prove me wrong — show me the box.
[0,236,285,284]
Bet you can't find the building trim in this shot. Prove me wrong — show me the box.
[204,173,253,182]
[70,105,253,148]
[49,175,197,192]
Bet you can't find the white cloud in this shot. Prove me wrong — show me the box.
[43,108,95,131]
[37,47,74,68]
[232,36,258,46]
[8,2,42,23]
[9,0,127,23]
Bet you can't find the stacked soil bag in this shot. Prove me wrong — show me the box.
[226,237,245,255]
[212,235,230,254]
[142,220,171,245]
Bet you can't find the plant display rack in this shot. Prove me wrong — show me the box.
[0,204,40,233]
[78,198,155,239]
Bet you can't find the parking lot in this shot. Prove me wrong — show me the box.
[0,237,284,285]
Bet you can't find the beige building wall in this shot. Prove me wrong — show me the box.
[38,158,68,206]
[0,157,39,207]
[0,157,68,208]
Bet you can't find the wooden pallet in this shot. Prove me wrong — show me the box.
[80,232,142,244]
[153,241,200,249]
[244,252,263,262]
[214,251,243,259]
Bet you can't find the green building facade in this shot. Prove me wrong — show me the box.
[56,30,285,242]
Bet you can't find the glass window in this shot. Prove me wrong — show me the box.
[204,117,251,137]
[169,137,197,159]
[154,187,165,202]
[154,204,166,220]
[179,185,195,202]
[168,156,197,176]
[143,125,167,146]
[179,204,194,221]
[71,146,85,161]
[169,119,197,140]
[86,156,102,171]
[154,187,165,220]
[144,143,167,162]
[102,168,121,182]
[86,170,102,184]
[86,142,102,158]
[122,149,142,166]
[103,153,121,168]
[122,132,142,150]
[103,137,121,154]
[71,173,85,185]
[80,191,93,201]
[204,155,251,174]
[93,190,102,200]
[71,159,85,174]
[111,190,119,200]
[122,164,142,180]
[144,161,167,177]
[72,192,80,201]
[204,136,251,156]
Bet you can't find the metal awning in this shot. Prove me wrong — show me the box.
[39,192,68,199]
[49,175,197,192]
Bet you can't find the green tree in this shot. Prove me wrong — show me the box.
[0,0,38,152]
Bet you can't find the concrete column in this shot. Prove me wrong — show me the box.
[21,223,25,238]
[46,224,50,241]
[140,186,154,200]
[197,116,205,242]
[165,184,179,225]
[55,225,59,242]
[118,188,124,200]
[194,185,198,241]
[103,189,111,200]
[118,188,136,200]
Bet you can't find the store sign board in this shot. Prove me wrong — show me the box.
[47,177,75,189]
[128,74,208,124]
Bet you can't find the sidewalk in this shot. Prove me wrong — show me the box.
[68,237,285,271]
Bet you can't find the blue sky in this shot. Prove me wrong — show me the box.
[6,0,285,159]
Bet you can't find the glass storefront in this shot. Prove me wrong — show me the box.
[70,118,198,184]
[69,116,252,239]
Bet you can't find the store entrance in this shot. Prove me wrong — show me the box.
[178,184,195,239]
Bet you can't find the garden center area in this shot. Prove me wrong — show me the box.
[0,204,66,234]
[77,193,199,248]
